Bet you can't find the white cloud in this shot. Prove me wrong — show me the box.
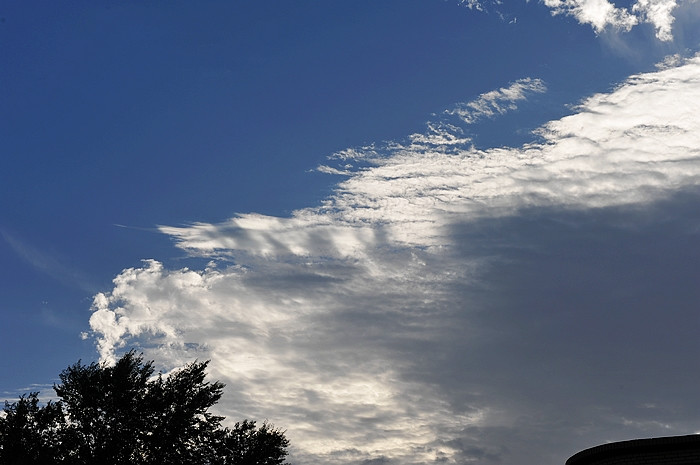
[164,60,699,257]
[632,0,679,40]
[444,78,547,125]
[158,214,379,260]
[90,255,488,464]
[542,0,639,33]
[458,0,486,10]
[540,0,698,41]
[88,57,700,465]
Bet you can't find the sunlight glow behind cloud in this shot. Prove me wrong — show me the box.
[86,56,700,465]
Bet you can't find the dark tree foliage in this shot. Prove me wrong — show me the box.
[0,393,65,465]
[224,420,290,465]
[0,351,289,465]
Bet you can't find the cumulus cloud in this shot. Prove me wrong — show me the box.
[459,0,698,42]
[88,57,700,465]
[541,0,697,41]
[542,0,639,33]
[632,0,679,40]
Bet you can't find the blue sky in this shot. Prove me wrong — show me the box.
[2,1,700,464]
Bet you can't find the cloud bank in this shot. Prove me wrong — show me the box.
[88,57,700,465]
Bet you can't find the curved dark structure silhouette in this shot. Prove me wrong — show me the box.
[567,435,700,465]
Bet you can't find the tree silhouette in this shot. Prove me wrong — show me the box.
[0,351,289,465]
[0,392,65,465]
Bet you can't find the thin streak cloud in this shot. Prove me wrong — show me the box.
[0,228,97,293]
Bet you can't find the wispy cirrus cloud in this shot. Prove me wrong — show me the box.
[444,78,547,125]
[0,228,97,293]
[87,56,700,465]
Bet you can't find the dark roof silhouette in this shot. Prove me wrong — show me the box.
[566,435,700,465]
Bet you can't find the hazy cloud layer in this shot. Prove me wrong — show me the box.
[89,57,700,465]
